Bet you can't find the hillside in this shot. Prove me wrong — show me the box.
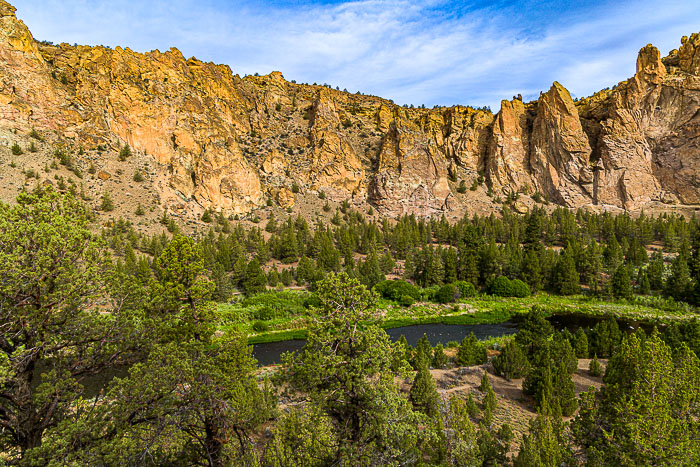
[0,0,699,228]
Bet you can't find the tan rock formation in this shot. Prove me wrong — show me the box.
[529,82,593,206]
[0,0,698,218]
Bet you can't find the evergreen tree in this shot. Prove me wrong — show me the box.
[553,247,580,295]
[521,248,543,292]
[456,332,487,366]
[573,327,589,358]
[493,339,530,380]
[573,331,700,465]
[665,252,692,301]
[282,273,434,464]
[243,258,267,295]
[410,361,441,418]
[589,354,602,376]
[610,264,632,299]
[432,343,448,369]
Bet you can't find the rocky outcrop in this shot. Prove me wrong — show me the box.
[0,0,698,218]
[529,82,593,206]
[305,89,365,200]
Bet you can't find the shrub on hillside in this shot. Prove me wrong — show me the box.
[488,276,530,297]
[374,279,420,302]
[435,283,460,304]
[454,280,476,298]
[493,340,530,380]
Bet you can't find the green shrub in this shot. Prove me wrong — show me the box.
[399,295,415,307]
[456,332,487,366]
[133,171,144,182]
[435,283,460,304]
[252,320,270,332]
[589,354,603,377]
[374,279,420,302]
[100,192,114,212]
[119,144,132,161]
[509,279,531,298]
[489,276,513,297]
[493,340,530,380]
[457,180,467,193]
[454,280,476,298]
[11,143,23,155]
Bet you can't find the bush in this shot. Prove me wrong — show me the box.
[457,180,467,194]
[133,171,144,182]
[291,182,300,194]
[493,340,530,380]
[435,283,460,304]
[589,354,603,377]
[11,143,23,155]
[488,276,530,297]
[456,332,487,366]
[509,279,531,298]
[454,280,476,298]
[374,279,420,302]
[489,276,513,297]
[119,144,132,161]
[399,295,415,307]
[100,192,114,212]
[252,320,270,332]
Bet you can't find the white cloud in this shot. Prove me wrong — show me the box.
[10,0,700,110]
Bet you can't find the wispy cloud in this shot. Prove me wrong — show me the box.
[10,0,700,110]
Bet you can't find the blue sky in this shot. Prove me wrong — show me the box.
[10,0,700,110]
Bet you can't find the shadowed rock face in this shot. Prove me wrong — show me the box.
[0,0,698,217]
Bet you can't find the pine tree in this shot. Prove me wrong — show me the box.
[521,248,543,292]
[456,332,487,366]
[573,327,589,358]
[611,264,632,299]
[432,343,448,369]
[493,340,530,380]
[554,363,577,416]
[553,247,580,295]
[589,354,602,376]
[410,361,441,418]
[665,252,691,301]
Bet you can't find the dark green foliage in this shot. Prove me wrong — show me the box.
[10,142,23,155]
[589,316,622,358]
[243,258,267,295]
[456,332,487,366]
[100,192,114,211]
[610,264,632,298]
[435,283,460,303]
[410,361,440,418]
[493,339,530,380]
[589,354,602,376]
[573,327,589,358]
[454,280,476,297]
[119,144,131,161]
[572,331,700,465]
[432,343,448,369]
[132,170,144,182]
[457,180,467,193]
[374,279,420,302]
[282,273,433,464]
[488,276,530,297]
[515,307,554,358]
[553,247,580,295]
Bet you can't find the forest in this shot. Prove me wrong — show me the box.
[1,186,700,465]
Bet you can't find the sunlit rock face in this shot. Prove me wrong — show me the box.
[0,0,698,216]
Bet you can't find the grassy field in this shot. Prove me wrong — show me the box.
[216,289,699,344]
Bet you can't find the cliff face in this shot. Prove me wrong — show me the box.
[0,0,698,218]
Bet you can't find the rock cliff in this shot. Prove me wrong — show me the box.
[0,0,698,219]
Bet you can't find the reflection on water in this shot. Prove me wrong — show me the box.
[252,321,518,366]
